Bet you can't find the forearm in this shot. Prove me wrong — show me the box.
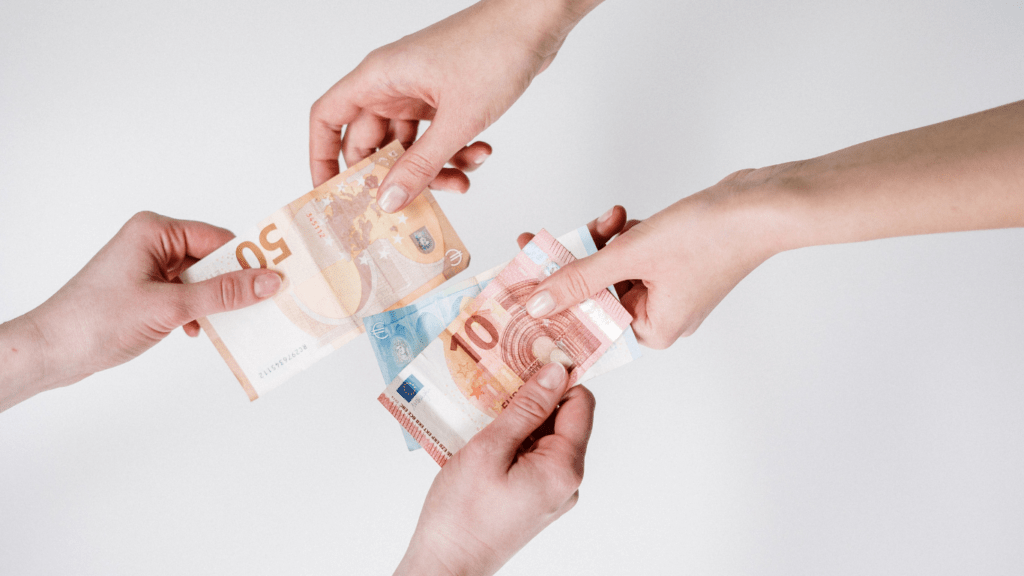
[772,100,1024,252]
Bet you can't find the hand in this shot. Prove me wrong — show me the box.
[520,169,789,349]
[310,0,603,212]
[1,211,282,411]
[394,362,595,576]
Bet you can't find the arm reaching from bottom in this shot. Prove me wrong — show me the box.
[394,362,595,576]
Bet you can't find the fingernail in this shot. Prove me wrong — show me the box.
[473,153,489,166]
[536,362,566,390]
[427,184,457,193]
[598,206,615,224]
[254,273,281,298]
[378,186,408,213]
[526,291,554,318]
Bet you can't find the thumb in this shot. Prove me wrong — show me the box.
[376,110,480,213]
[473,362,569,464]
[175,269,281,324]
[524,243,636,319]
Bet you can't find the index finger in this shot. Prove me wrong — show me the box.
[309,76,364,187]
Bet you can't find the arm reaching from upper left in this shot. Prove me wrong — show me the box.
[394,362,595,576]
[0,211,282,412]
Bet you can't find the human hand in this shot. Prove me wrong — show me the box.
[310,0,603,213]
[393,362,595,576]
[1,211,281,409]
[520,169,793,349]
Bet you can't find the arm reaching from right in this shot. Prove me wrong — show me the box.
[524,100,1024,349]
[310,0,604,212]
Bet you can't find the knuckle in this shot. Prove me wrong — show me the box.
[510,391,551,425]
[557,266,594,301]
[309,98,325,121]
[718,167,756,184]
[398,151,439,183]
[218,276,243,310]
[126,210,158,231]
[543,465,583,501]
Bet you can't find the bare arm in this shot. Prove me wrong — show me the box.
[524,100,1024,348]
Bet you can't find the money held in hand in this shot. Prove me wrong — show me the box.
[378,230,632,466]
[365,226,642,451]
[181,142,470,400]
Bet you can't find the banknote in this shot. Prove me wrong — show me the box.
[365,226,642,450]
[181,141,470,400]
[378,230,633,466]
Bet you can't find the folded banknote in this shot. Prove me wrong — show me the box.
[364,226,642,450]
[181,142,470,399]
[378,230,633,466]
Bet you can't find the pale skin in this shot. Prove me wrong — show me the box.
[524,100,1024,348]
[394,362,596,576]
[309,0,605,212]
[0,211,283,412]
[0,210,608,576]
[315,0,1024,569]
[312,0,1024,351]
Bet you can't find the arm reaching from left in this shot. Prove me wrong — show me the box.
[0,211,281,412]
[394,362,595,576]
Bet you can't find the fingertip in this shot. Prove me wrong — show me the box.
[254,271,282,299]
[428,168,470,194]
[536,361,568,390]
[378,185,411,213]
[183,321,201,337]
[517,232,535,249]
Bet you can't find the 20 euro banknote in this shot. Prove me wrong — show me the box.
[365,226,642,450]
[377,230,632,466]
[181,142,470,400]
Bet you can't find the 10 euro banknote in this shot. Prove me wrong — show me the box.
[365,226,642,450]
[378,230,633,466]
[181,142,470,400]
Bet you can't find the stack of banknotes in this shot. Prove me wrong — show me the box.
[184,143,641,465]
[364,227,642,453]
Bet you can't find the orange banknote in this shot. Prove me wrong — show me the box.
[181,142,470,399]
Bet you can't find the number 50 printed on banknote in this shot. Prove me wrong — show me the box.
[181,142,470,400]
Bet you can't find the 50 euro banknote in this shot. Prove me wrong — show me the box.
[181,141,470,400]
[364,226,642,451]
[378,230,632,466]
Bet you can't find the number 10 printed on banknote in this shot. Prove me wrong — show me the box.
[181,142,470,400]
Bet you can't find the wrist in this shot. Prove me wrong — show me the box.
[484,0,602,58]
[393,537,463,576]
[394,529,494,576]
[0,312,59,411]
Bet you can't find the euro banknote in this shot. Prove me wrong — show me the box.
[365,226,642,450]
[378,230,633,466]
[181,142,470,400]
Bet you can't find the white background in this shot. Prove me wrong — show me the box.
[2,1,1023,574]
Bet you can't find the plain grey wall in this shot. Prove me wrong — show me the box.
[1,0,1022,574]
